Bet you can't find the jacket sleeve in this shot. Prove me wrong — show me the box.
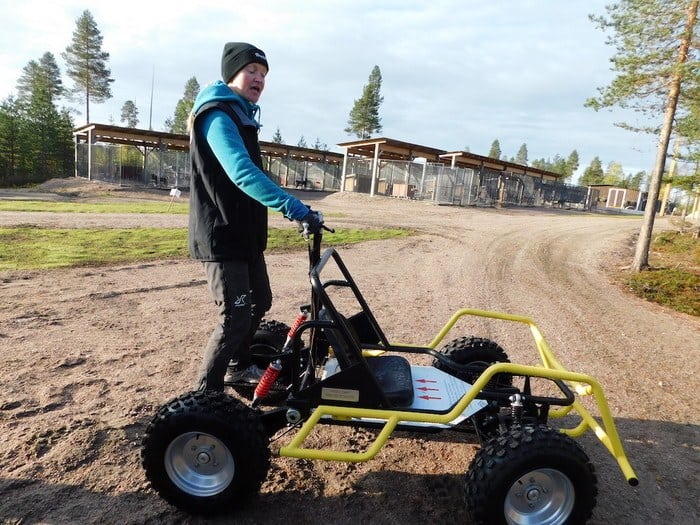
[198,109,310,220]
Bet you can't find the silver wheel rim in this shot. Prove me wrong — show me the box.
[504,468,575,525]
[165,431,235,497]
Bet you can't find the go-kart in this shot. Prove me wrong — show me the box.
[141,221,638,525]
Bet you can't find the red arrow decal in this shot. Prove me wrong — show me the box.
[419,395,442,400]
[416,379,437,383]
[417,386,439,392]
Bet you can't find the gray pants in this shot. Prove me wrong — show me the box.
[196,254,272,391]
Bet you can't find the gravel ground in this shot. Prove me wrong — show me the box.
[0,179,698,524]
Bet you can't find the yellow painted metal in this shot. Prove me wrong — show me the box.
[279,308,638,485]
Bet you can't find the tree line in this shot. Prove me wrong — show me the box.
[0,8,640,189]
[0,51,75,186]
[0,10,112,186]
[478,139,649,189]
[1,3,699,273]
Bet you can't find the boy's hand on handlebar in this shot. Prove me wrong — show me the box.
[298,209,324,235]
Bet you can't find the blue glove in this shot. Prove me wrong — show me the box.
[298,209,324,234]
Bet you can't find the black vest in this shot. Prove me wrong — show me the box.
[188,101,268,262]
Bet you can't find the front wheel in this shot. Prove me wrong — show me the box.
[465,425,597,525]
[141,390,270,515]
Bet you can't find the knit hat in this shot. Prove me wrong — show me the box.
[221,42,269,83]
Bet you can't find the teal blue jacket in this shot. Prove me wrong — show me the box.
[191,80,308,220]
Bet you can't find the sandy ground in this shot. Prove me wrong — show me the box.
[0,179,698,524]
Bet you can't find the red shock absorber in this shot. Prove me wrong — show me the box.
[253,360,283,405]
[282,311,308,350]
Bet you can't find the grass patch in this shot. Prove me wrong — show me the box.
[266,227,412,250]
[0,200,351,218]
[0,200,189,214]
[0,227,189,270]
[623,230,700,316]
[0,226,412,271]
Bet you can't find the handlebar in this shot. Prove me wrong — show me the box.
[298,217,333,270]
[299,213,334,240]
[301,223,335,239]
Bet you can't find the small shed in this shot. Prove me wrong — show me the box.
[589,185,643,210]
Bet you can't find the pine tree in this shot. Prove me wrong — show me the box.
[530,158,547,171]
[0,96,24,183]
[21,54,70,180]
[586,0,700,271]
[166,77,199,134]
[515,143,528,165]
[3,53,74,184]
[271,127,284,144]
[488,139,502,159]
[629,171,647,190]
[17,53,63,108]
[345,65,383,139]
[120,100,139,128]
[297,135,307,148]
[550,155,569,177]
[580,157,606,186]
[567,150,580,179]
[62,9,113,123]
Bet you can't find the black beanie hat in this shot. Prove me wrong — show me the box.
[221,42,269,83]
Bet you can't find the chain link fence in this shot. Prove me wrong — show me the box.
[76,143,597,210]
[265,156,341,191]
[76,143,342,192]
[76,143,190,188]
[343,159,598,210]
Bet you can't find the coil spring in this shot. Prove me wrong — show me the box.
[509,393,524,422]
[254,360,282,400]
[288,312,308,337]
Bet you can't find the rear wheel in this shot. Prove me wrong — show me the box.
[250,319,290,368]
[433,336,512,388]
[228,320,292,404]
[465,425,597,525]
[141,390,270,515]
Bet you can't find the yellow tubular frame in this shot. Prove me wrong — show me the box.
[278,308,638,486]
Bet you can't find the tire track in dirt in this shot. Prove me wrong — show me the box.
[1,187,699,524]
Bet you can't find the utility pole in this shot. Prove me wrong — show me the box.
[149,66,155,131]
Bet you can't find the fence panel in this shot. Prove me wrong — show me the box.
[75,143,599,211]
[76,143,340,192]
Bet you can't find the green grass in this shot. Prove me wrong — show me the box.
[0,200,189,214]
[0,200,351,218]
[0,226,412,270]
[623,230,700,316]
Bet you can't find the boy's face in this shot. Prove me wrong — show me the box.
[229,63,267,103]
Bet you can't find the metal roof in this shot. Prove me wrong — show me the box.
[73,125,562,179]
[337,137,447,162]
[73,123,343,163]
[73,123,190,151]
[337,137,562,180]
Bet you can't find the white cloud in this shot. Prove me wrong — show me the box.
[0,0,659,176]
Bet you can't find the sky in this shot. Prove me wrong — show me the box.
[0,1,662,181]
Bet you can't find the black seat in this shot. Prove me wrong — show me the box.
[365,355,414,406]
[320,308,414,407]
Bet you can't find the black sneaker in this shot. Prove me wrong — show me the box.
[225,364,265,384]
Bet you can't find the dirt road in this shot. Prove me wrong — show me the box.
[1,182,698,524]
